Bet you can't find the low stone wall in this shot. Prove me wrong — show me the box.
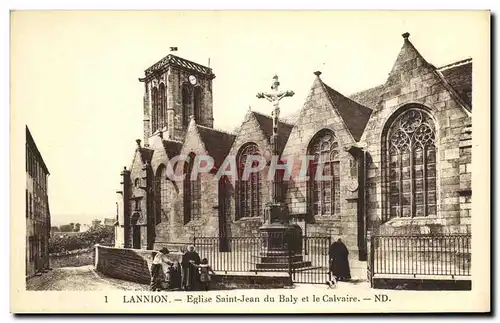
[94,245,291,288]
[212,272,291,289]
[94,245,182,284]
[49,248,94,268]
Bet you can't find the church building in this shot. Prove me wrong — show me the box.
[115,32,472,261]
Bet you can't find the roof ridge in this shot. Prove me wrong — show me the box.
[196,124,237,136]
[162,138,183,144]
[348,84,385,98]
[437,58,472,71]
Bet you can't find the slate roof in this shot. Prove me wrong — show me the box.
[252,111,294,154]
[196,126,236,168]
[321,81,374,142]
[144,54,214,78]
[138,147,154,164]
[348,84,385,110]
[162,139,183,159]
[438,59,472,108]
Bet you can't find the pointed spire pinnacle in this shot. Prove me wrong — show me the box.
[386,32,433,86]
[314,71,322,77]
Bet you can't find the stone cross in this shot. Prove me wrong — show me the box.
[256,75,294,204]
[256,75,294,137]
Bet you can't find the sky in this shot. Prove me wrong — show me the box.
[11,11,487,226]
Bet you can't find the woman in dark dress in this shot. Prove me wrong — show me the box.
[181,245,201,291]
[328,238,351,281]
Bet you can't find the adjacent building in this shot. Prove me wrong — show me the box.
[115,33,472,262]
[26,126,51,277]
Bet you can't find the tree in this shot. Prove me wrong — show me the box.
[59,224,73,232]
[74,223,81,232]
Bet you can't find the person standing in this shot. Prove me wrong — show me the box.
[181,245,201,291]
[150,247,172,291]
[328,238,351,281]
[192,258,216,291]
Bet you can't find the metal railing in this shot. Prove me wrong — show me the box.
[193,233,331,284]
[371,233,471,277]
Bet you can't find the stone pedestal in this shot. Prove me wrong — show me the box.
[256,202,311,270]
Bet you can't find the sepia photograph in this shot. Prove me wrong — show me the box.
[10,10,490,313]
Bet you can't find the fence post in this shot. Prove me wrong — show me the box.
[367,231,373,287]
[287,239,293,286]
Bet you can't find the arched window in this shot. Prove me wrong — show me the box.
[308,130,340,216]
[193,86,203,123]
[183,153,201,224]
[151,87,158,132]
[154,165,168,224]
[236,143,261,219]
[386,108,437,219]
[159,83,166,129]
[182,84,192,127]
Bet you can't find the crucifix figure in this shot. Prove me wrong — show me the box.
[257,75,295,140]
[255,75,310,272]
[256,75,294,211]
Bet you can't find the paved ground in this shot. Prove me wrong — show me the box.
[26,264,369,292]
[26,266,149,291]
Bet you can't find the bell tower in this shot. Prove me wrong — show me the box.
[139,54,215,143]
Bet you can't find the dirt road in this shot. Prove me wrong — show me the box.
[26,265,149,291]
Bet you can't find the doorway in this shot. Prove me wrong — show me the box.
[218,177,230,252]
[131,213,141,249]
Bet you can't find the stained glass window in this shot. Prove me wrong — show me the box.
[308,131,340,216]
[387,109,437,219]
[154,165,168,224]
[184,153,201,224]
[236,144,261,219]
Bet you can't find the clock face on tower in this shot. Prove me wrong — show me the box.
[189,75,197,85]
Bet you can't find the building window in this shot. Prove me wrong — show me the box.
[184,153,201,224]
[236,143,261,219]
[134,178,141,188]
[386,108,437,219]
[159,83,166,129]
[135,199,141,211]
[182,84,192,127]
[25,190,28,218]
[154,165,168,224]
[151,86,158,132]
[308,130,340,216]
[28,192,32,219]
[193,86,203,123]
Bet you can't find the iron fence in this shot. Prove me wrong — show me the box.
[193,233,331,284]
[371,233,471,277]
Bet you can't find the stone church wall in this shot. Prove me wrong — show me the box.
[281,77,361,252]
[360,51,472,235]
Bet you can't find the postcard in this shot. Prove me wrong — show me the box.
[10,10,490,314]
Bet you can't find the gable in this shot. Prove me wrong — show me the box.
[227,111,273,160]
[252,111,294,154]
